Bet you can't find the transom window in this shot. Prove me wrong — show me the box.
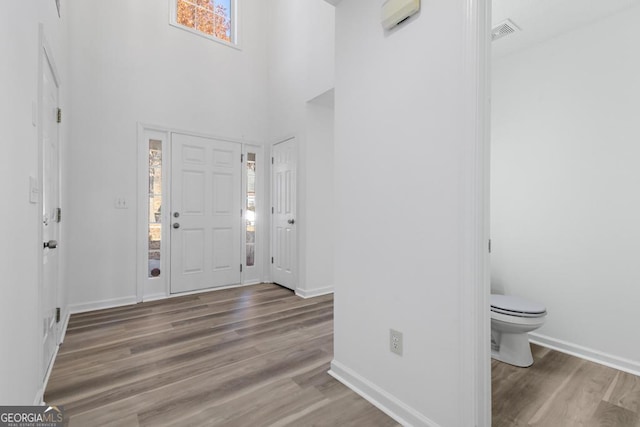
[172,0,236,46]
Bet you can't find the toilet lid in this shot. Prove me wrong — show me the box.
[491,294,546,317]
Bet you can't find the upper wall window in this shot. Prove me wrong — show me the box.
[171,0,237,47]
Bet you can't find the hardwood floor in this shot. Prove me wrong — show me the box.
[45,284,399,427]
[493,344,640,427]
[46,283,640,426]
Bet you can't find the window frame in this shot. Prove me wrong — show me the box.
[242,144,263,284]
[169,0,241,50]
[148,139,163,279]
[137,126,171,303]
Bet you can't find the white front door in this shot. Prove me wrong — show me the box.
[41,50,60,378]
[170,133,242,293]
[271,138,297,290]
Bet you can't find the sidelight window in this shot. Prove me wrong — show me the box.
[148,140,162,278]
[245,152,256,267]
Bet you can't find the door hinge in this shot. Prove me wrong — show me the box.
[241,153,244,163]
[240,208,243,217]
[271,257,274,264]
[271,157,274,164]
[56,207,62,223]
[56,108,62,124]
[240,264,243,272]
[488,239,492,253]
[271,207,274,214]
[56,307,61,323]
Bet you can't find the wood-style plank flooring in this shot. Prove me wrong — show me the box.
[46,283,640,426]
[493,344,640,427]
[45,284,399,427]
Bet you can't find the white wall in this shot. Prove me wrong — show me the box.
[267,0,335,297]
[491,5,640,372]
[65,0,269,309]
[1,0,69,405]
[302,97,334,295]
[267,0,335,139]
[331,1,488,426]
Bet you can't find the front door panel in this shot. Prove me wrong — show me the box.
[171,133,241,293]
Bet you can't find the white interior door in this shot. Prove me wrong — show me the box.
[41,51,60,378]
[170,133,241,293]
[271,138,297,290]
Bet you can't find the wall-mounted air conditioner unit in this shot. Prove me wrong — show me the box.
[381,0,420,30]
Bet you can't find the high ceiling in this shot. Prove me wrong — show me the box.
[324,0,640,58]
[492,0,640,58]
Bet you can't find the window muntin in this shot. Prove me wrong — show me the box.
[173,0,235,45]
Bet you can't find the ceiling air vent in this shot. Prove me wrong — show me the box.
[491,19,520,42]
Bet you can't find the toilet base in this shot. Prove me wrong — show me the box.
[491,331,534,368]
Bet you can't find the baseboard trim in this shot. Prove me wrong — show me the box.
[69,296,138,314]
[58,310,71,343]
[39,343,61,406]
[295,286,334,299]
[530,333,640,377]
[33,390,44,406]
[35,309,71,406]
[329,360,440,427]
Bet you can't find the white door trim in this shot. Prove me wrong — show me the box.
[136,125,171,302]
[459,0,492,425]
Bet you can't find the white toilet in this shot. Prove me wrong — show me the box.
[491,294,547,367]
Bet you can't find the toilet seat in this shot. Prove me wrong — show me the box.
[491,294,546,318]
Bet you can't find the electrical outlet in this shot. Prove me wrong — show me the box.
[390,329,403,356]
[114,197,128,209]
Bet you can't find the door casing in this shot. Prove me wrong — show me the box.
[136,124,266,301]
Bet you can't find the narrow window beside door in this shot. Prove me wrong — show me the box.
[246,152,256,267]
[149,140,162,277]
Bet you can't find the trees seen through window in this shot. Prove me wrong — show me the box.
[176,0,232,43]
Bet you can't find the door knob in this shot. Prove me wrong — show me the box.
[173,212,180,218]
[173,223,180,229]
[44,240,58,249]
[288,219,295,225]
